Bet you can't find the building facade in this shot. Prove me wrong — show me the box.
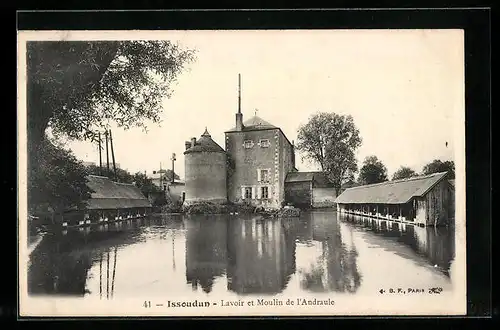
[225,113,297,209]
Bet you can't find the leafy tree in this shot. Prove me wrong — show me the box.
[27,40,196,166]
[392,166,418,180]
[358,156,388,185]
[27,40,195,213]
[132,172,161,197]
[296,112,362,195]
[28,137,92,221]
[422,159,455,178]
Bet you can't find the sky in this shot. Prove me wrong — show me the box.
[61,29,464,180]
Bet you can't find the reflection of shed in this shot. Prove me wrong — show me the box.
[285,172,337,209]
[335,172,454,227]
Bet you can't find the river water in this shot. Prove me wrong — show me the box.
[28,210,456,300]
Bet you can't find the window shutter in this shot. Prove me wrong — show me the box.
[251,187,255,199]
[241,187,246,199]
[257,169,261,182]
[257,186,262,199]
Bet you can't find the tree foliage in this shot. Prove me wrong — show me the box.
[392,166,418,180]
[358,156,388,185]
[132,171,162,197]
[27,40,195,213]
[28,137,92,215]
[296,112,362,195]
[27,41,196,147]
[422,159,455,178]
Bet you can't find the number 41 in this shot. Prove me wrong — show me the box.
[144,301,151,308]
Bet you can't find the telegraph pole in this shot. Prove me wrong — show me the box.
[105,130,110,177]
[109,129,117,182]
[98,132,103,176]
[171,153,176,183]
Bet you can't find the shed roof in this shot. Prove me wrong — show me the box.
[285,171,333,188]
[85,175,151,210]
[334,171,449,205]
[184,128,225,154]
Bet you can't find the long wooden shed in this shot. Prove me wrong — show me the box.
[335,171,454,227]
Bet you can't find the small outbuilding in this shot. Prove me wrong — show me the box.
[284,172,337,209]
[335,171,454,227]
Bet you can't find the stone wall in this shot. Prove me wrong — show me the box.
[226,129,280,208]
[184,151,227,204]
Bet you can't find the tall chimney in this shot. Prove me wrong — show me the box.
[235,73,243,131]
[191,137,196,147]
[185,141,191,150]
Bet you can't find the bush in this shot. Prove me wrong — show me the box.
[161,197,183,213]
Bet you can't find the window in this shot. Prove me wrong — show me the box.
[243,140,254,149]
[245,187,253,199]
[261,186,269,199]
[259,169,270,183]
[259,139,271,148]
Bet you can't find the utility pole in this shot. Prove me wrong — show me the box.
[98,132,103,176]
[171,153,176,183]
[109,129,117,182]
[105,130,110,177]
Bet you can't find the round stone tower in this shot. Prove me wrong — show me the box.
[183,128,227,205]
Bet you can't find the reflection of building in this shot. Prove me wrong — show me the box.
[226,218,295,294]
[300,212,361,293]
[185,216,228,293]
[335,172,454,226]
[412,225,455,274]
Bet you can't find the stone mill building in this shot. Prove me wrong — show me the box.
[183,74,336,210]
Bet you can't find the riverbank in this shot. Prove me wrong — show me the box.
[157,201,301,217]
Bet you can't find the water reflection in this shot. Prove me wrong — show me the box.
[341,213,455,276]
[185,215,228,293]
[226,217,296,295]
[27,211,455,298]
[296,212,362,293]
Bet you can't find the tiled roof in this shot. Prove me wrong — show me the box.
[226,115,278,132]
[184,128,225,154]
[334,171,450,205]
[285,171,333,188]
[85,175,151,210]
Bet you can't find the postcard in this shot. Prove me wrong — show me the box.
[18,29,466,317]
